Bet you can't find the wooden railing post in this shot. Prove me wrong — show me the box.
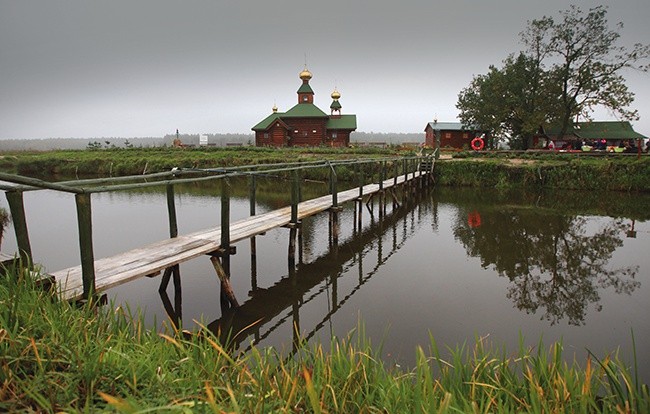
[249,174,257,216]
[221,179,230,252]
[330,164,338,208]
[166,183,178,238]
[75,192,95,299]
[358,164,364,198]
[393,160,398,186]
[291,170,299,224]
[5,190,33,265]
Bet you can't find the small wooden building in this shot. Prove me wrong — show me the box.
[252,68,357,147]
[424,121,488,150]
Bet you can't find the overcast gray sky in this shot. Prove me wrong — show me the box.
[1,0,649,139]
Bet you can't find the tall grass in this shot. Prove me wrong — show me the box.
[1,267,648,412]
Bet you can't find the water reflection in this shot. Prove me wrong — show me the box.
[453,203,640,325]
[155,183,646,351]
[160,191,430,351]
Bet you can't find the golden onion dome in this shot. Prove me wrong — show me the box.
[299,68,313,80]
[272,104,278,113]
[331,88,341,100]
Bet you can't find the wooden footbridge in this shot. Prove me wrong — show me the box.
[0,153,437,303]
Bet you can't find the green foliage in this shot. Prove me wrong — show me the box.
[457,53,562,149]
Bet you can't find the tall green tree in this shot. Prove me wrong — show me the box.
[525,5,650,140]
[457,5,649,146]
[457,53,560,149]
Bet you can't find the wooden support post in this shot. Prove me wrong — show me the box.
[75,192,95,300]
[5,190,32,265]
[249,174,256,216]
[166,183,178,238]
[221,179,230,253]
[172,265,182,327]
[365,194,374,217]
[159,267,173,292]
[210,256,239,308]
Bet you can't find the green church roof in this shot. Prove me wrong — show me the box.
[330,100,342,110]
[283,103,328,118]
[327,115,357,130]
[251,112,284,131]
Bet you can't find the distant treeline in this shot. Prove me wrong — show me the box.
[0,132,425,151]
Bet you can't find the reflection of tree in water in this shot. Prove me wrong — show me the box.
[454,208,639,325]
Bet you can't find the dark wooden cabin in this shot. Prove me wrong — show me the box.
[424,121,488,150]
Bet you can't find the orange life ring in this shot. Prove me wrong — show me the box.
[468,211,482,228]
[471,137,485,151]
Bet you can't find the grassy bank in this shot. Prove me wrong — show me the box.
[1,267,648,412]
[0,146,401,178]
[2,147,650,192]
[435,155,650,192]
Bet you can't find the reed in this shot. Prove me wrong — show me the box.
[1,267,647,412]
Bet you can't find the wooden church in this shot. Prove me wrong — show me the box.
[252,68,357,147]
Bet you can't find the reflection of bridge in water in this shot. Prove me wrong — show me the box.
[158,188,437,352]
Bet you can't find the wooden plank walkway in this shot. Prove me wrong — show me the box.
[52,173,419,301]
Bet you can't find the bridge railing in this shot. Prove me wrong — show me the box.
[0,152,436,299]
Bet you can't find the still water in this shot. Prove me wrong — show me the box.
[2,179,648,380]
